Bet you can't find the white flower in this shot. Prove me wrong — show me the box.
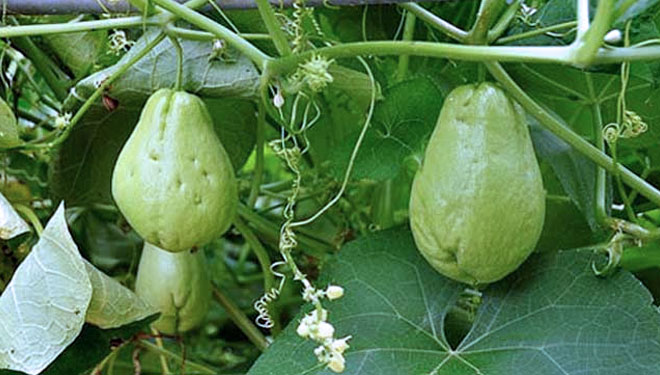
[311,308,328,322]
[54,112,72,129]
[327,353,346,373]
[315,321,335,340]
[330,336,351,354]
[296,320,311,338]
[325,285,344,300]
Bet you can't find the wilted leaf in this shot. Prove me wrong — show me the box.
[0,204,92,375]
[0,192,29,240]
[84,259,157,329]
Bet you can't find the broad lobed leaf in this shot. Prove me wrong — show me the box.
[248,227,660,375]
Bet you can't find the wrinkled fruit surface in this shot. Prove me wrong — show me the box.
[135,242,211,334]
[112,89,237,252]
[409,82,545,285]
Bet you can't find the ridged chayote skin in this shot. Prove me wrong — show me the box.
[112,89,237,253]
[135,242,211,334]
[409,82,545,285]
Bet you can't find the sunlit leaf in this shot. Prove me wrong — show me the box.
[84,259,158,329]
[0,204,92,375]
[0,192,29,240]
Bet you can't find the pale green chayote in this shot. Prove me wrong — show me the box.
[112,89,237,253]
[409,82,545,285]
[135,242,211,334]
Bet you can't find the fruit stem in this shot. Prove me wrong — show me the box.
[395,10,417,82]
[211,285,269,351]
[247,102,266,208]
[233,217,276,305]
[166,32,184,91]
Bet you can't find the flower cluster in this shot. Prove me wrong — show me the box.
[296,285,351,373]
[290,55,335,94]
[108,30,135,56]
[53,112,72,129]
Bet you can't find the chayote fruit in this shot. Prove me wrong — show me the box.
[112,89,237,253]
[135,242,211,334]
[409,82,545,285]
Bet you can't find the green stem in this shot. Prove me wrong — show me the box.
[10,34,69,101]
[399,3,467,42]
[248,102,266,208]
[0,16,166,38]
[467,0,504,44]
[611,143,637,222]
[13,203,43,236]
[485,61,660,207]
[592,102,608,224]
[40,33,166,149]
[254,0,292,56]
[152,0,270,67]
[570,0,615,67]
[232,216,275,299]
[396,10,417,82]
[167,33,184,90]
[211,285,269,351]
[168,26,271,42]
[139,340,217,374]
[487,0,519,43]
[495,21,577,45]
[267,42,573,75]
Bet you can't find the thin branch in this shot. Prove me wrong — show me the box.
[5,0,450,15]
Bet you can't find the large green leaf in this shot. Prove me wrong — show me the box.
[0,204,92,375]
[248,227,660,375]
[69,29,260,106]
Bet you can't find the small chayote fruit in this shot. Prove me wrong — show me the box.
[112,89,237,253]
[135,242,211,334]
[409,82,545,285]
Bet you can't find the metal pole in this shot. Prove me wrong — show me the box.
[3,0,450,15]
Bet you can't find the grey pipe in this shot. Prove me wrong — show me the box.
[3,0,450,15]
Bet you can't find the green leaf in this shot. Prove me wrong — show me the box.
[42,25,106,79]
[49,105,140,206]
[205,98,257,170]
[0,204,92,375]
[330,76,443,181]
[0,192,29,240]
[0,98,21,149]
[530,122,602,230]
[69,29,260,107]
[248,227,660,375]
[83,259,157,329]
